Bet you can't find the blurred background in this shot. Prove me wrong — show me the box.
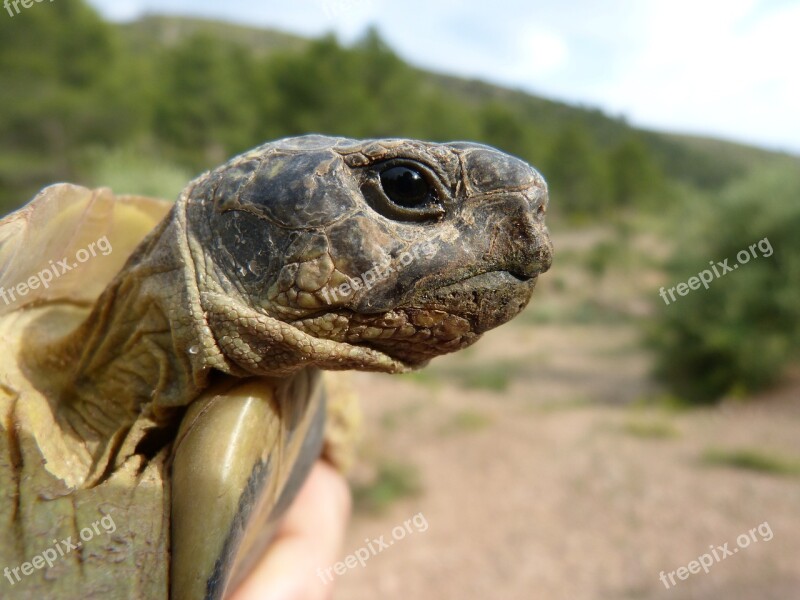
[1,1,798,598]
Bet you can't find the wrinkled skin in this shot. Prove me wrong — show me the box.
[0,136,552,599]
[190,135,552,366]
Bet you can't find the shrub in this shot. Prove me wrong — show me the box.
[647,167,800,402]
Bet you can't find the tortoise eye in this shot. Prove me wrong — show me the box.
[362,161,445,222]
[380,166,432,208]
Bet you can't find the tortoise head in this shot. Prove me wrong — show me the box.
[183,135,552,371]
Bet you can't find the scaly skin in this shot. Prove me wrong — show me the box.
[0,135,552,599]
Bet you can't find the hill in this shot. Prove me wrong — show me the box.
[119,15,800,191]
[119,14,309,56]
[0,5,797,214]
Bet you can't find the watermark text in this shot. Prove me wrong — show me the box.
[317,511,428,584]
[320,241,436,305]
[0,235,112,307]
[659,520,773,589]
[659,237,772,305]
[4,0,55,18]
[4,514,117,586]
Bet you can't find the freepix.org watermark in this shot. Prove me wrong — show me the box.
[3,514,117,586]
[317,512,428,584]
[4,0,55,18]
[320,240,436,305]
[659,520,773,590]
[659,237,773,305]
[0,235,112,307]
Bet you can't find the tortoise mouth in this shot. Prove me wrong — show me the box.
[415,270,537,334]
[434,269,534,287]
[352,270,537,366]
[287,269,538,368]
[419,266,535,291]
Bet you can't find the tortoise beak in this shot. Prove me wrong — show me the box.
[416,270,540,334]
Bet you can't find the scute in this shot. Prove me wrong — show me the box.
[0,184,172,316]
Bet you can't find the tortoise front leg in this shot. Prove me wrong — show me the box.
[170,370,325,600]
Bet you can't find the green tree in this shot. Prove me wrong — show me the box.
[0,0,135,210]
[153,34,260,167]
[608,136,664,207]
[259,35,374,138]
[256,28,480,142]
[648,168,800,402]
[544,126,611,217]
[478,102,530,158]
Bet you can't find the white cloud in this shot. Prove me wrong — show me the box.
[513,28,570,79]
[587,0,800,151]
[95,0,143,21]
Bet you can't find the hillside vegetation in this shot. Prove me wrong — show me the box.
[1,3,796,214]
[0,1,797,402]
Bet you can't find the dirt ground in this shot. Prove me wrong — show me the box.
[330,228,800,600]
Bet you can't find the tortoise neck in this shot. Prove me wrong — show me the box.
[27,213,215,458]
[58,274,203,443]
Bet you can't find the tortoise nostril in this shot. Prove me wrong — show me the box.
[522,184,548,220]
[508,271,532,283]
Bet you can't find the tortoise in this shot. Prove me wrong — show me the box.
[0,135,553,599]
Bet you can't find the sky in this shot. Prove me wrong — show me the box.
[86,0,800,154]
